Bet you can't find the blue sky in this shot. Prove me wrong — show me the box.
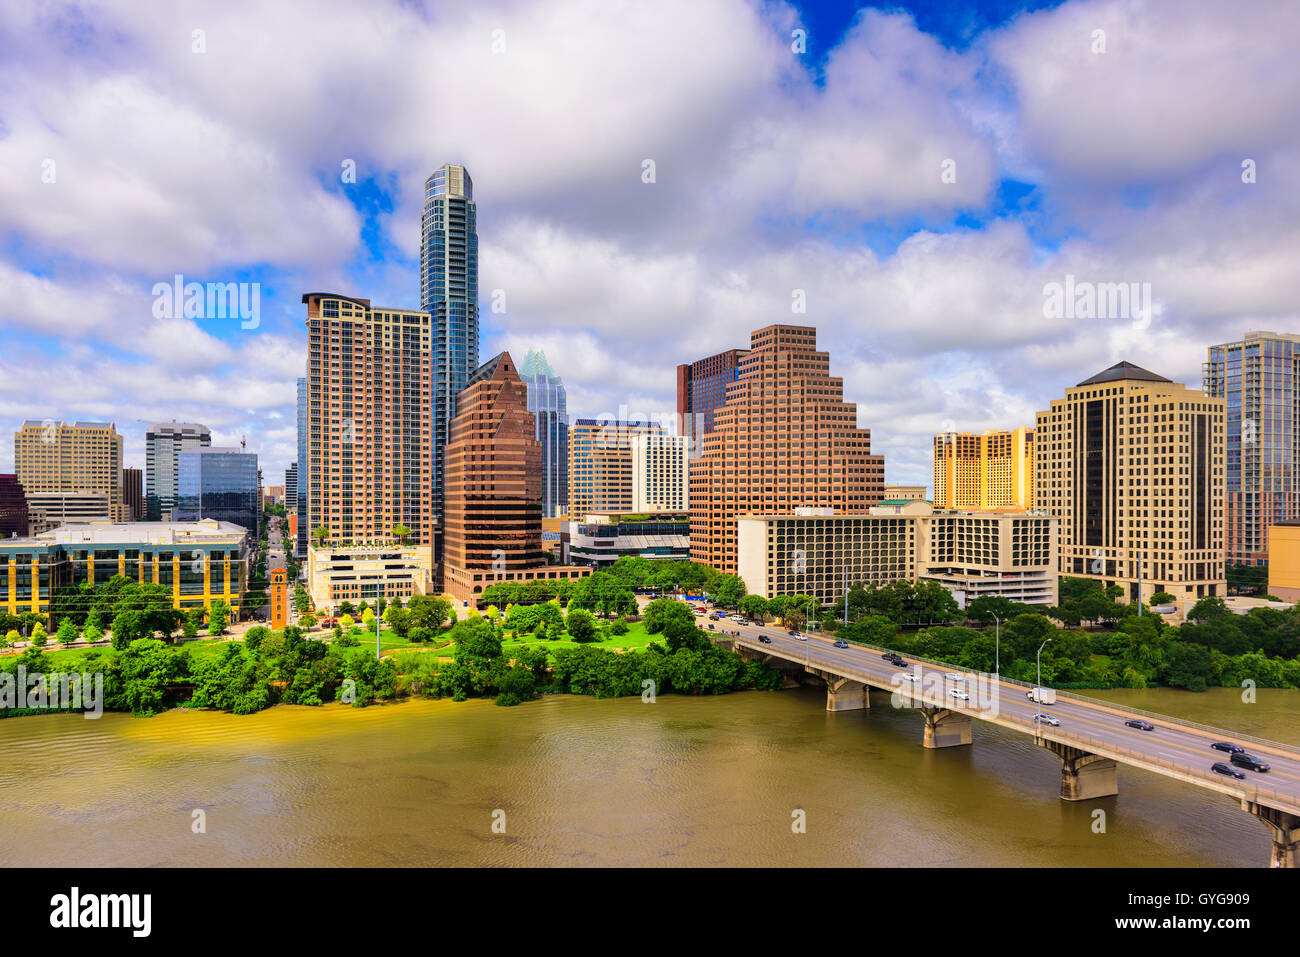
[1,0,1297,492]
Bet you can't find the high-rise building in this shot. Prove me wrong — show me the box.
[441,352,588,603]
[1035,361,1225,608]
[677,348,750,457]
[689,325,886,574]
[285,463,298,511]
[0,474,29,538]
[421,163,479,528]
[1203,331,1300,566]
[569,419,666,518]
[296,375,308,559]
[121,466,144,520]
[302,293,432,549]
[174,447,261,535]
[631,433,689,512]
[933,427,1034,510]
[520,348,569,518]
[145,422,212,520]
[14,420,126,524]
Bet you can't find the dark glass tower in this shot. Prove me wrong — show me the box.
[520,348,569,518]
[421,164,479,529]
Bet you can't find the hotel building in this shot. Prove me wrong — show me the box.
[933,427,1034,510]
[690,325,885,574]
[1035,361,1225,607]
[14,420,126,524]
[631,433,689,513]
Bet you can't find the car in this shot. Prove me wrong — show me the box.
[948,689,970,701]
[1212,762,1247,780]
[790,633,807,642]
[944,672,965,682]
[757,635,771,644]
[899,673,920,683]
[706,623,715,630]
[693,608,705,616]
[1230,752,1270,773]
[1033,713,1060,726]
[832,640,849,649]
[1125,719,1155,731]
[882,652,905,665]
[1211,741,1245,754]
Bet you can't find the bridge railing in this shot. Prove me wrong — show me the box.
[766,633,1300,759]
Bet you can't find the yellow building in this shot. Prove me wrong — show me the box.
[933,427,1033,510]
[568,419,665,518]
[1267,522,1300,602]
[14,420,126,524]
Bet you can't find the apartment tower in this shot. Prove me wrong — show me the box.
[302,293,432,548]
[689,325,886,574]
[1035,361,1225,607]
[295,376,308,558]
[631,433,689,512]
[933,427,1034,510]
[14,420,126,524]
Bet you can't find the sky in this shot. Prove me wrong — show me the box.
[1,0,1298,493]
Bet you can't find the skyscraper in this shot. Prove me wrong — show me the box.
[933,427,1034,510]
[1035,361,1225,607]
[285,463,298,511]
[520,348,569,518]
[0,474,29,539]
[174,447,261,536]
[15,420,126,524]
[421,163,479,527]
[302,293,432,548]
[121,467,144,520]
[296,375,308,559]
[569,419,666,518]
[145,422,211,520]
[631,433,689,512]
[677,348,750,457]
[1203,332,1300,567]
[689,325,885,574]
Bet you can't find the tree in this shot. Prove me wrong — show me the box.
[566,609,599,643]
[208,600,230,636]
[392,523,412,545]
[643,597,695,635]
[712,574,747,608]
[182,609,203,641]
[312,526,330,548]
[1149,591,1177,606]
[56,619,78,645]
[1187,595,1230,622]
[29,622,48,646]
[739,594,769,622]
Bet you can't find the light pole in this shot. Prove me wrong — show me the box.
[376,606,382,661]
[1036,637,1052,702]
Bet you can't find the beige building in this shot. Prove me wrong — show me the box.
[934,427,1033,510]
[631,433,688,513]
[568,418,665,518]
[306,544,435,616]
[14,420,126,524]
[883,485,927,502]
[736,502,1057,607]
[1034,361,1225,607]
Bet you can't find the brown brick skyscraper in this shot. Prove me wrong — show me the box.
[689,324,885,574]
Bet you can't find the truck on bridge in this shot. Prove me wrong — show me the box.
[1027,687,1057,704]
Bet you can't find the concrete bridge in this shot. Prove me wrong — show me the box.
[715,624,1300,867]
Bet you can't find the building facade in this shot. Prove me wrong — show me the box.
[883,485,928,502]
[296,375,309,559]
[520,348,569,518]
[15,420,126,525]
[1203,332,1300,567]
[568,513,691,567]
[736,503,1058,607]
[306,544,434,615]
[442,353,587,604]
[302,293,432,548]
[121,467,144,520]
[284,463,298,512]
[676,348,750,457]
[631,433,688,513]
[0,474,29,539]
[690,325,886,574]
[0,520,252,622]
[569,419,666,517]
[933,427,1034,510]
[1035,361,1226,608]
[174,447,261,535]
[145,422,211,520]
[421,163,479,528]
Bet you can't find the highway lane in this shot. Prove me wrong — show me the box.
[695,606,1300,808]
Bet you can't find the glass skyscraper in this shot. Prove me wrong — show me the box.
[174,447,260,537]
[421,163,479,528]
[520,348,569,518]
[1204,331,1300,566]
[145,422,211,520]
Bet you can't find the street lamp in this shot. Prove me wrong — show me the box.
[991,612,1001,678]
[1036,637,1052,701]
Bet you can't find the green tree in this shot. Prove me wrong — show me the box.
[739,594,769,622]
[566,608,599,643]
[55,619,78,645]
[208,600,230,636]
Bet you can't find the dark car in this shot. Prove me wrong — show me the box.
[1212,762,1247,780]
[757,635,772,645]
[1230,752,1270,773]
[882,652,904,665]
[1125,719,1155,731]
[1211,741,1245,754]
[833,640,849,649]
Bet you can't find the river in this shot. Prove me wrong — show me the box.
[1,686,1296,866]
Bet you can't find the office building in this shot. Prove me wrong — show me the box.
[569,419,666,518]
[689,325,886,574]
[421,163,479,527]
[14,420,126,524]
[0,519,252,622]
[284,463,298,512]
[442,353,588,604]
[1035,361,1225,608]
[0,474,29,539]
[145,422,211,520]
[1203,332,1300,566]
[302,293,432,548]
[568,513,691,568]
[677,348,750,457]
[631,433,689,512]
[174,447,261,535]
[520,348,569,518]
[933,427,1034,510]
[736,502,1057,606]
[121,467,144,520]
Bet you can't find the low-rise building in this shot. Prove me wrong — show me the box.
[568,513,691,568]
[1267,521,1300,602]
[306,544,435,615]
[736,503,1058,607]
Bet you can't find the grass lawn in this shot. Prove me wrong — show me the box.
[13,637,235,669]
[385,619,664,667]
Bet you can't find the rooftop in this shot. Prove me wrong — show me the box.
[1076,361,1172,387]
[0,519,249,548]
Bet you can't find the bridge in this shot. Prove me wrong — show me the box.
[709,618,1300,867]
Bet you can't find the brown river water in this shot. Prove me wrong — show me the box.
[1,686,1296,866]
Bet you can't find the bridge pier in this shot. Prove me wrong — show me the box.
[920,706,971,748]
[1242,800,1300,868]
[1041,739,1118,801]
[805,668,869,711]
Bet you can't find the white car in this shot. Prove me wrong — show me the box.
[1033,713,1060,727]
[948,689,970,701]
[944,672,965,682]
[790,632,807,641]
[899,673,920,683]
